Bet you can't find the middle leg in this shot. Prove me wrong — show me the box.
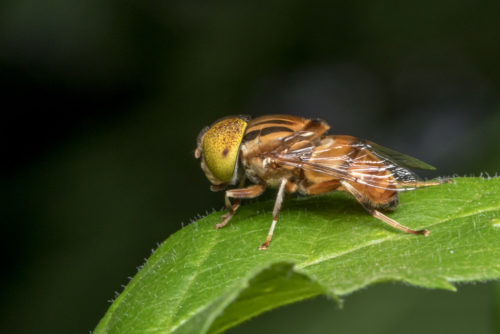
[258,178,289,250]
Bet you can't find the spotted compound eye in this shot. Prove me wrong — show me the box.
[202,117,248,183]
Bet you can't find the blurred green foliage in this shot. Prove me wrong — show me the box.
[230,283,496,334]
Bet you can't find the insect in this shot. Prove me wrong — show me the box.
[195,114,444,250]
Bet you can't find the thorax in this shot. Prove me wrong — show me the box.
[239,115,322,188]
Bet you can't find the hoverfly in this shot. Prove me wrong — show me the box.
[195,114,444,250]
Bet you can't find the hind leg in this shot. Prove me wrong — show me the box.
[340,180,429,236]
[398,178,452,190]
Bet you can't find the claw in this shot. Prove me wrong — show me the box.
[258,241,269,250]
[215,211,234,229]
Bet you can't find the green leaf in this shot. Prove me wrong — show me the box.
[94,177,500,334]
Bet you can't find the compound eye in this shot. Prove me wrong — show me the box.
[202,117,247,183]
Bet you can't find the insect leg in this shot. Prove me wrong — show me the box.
[216,197,241,230]
[396,178,452,190]
[412,178,452,188]
[215,184,265,229]
[258,178,288,250]
[340,180,430,236]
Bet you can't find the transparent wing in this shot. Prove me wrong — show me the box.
[365,140,436,170]
[272,135,431,191]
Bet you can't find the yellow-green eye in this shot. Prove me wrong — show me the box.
[202,117,248,183]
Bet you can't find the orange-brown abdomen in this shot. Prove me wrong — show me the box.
[303,135,398,209]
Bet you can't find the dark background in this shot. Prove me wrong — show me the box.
[1,1,499,333]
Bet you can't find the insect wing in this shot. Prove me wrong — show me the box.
[366,140,436,170]
[273,135,426,191]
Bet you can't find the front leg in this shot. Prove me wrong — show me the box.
[215,184,266,229]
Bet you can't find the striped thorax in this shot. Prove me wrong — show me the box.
[239,115,330,188]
